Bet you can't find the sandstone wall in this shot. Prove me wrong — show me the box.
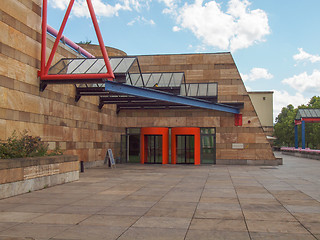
[117,54,275,163]
[0,0,123,164]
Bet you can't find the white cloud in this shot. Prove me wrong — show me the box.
[273,90,308,122]
[127,16,155,26]
[173,0,270,52]
[49,0,149,18]
[293,48,320,63]
[241,67,273,82]
[282,69,320,93]
[158,0,177,15]
[172,26,181,32]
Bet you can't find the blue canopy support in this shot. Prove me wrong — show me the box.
[104,80,240,114]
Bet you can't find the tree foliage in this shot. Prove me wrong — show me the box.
[274,96,320,149]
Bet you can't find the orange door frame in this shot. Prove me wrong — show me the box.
[140,128,169,164]
[171,127,200,165]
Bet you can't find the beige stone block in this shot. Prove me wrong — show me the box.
[0,55,9,79]
[256,149,275,160]
[220,69,241,79]
[218,85,238,95]
[238,149,256,160]
[187,54,204,64]
[48,142,56,150]
[0,168,24,184]
[0,87,8,109]
[5,120,21,138]
[170,55,187,65]
[59,141,67,150]
[137,55,154,65]
[220,117,234,127]
[256,133,268,143]
[203,70,220,80]
[220,133,237,143]
[52,101,65,118]
[220,149,238,159]
[0,119,7,141]
[238,84,247,95]
[59,161,79,173]
[203,54,234,64]
[243,102,255,111]
[186,70,204,81]
[153,55,170,65]
[7,89,40,114]
[237,133,256,143]
[242,116,261,127]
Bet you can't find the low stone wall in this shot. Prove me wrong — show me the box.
[282,150,320,160]
[216,158,282,166]
[0,155,79,199]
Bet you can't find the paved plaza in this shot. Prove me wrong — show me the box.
[0,152,320,240]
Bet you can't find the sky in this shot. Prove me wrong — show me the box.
[47,0,320,122]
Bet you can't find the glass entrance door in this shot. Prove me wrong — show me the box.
[201,128,216,164]
[176,135,195,164]
[145,135,163,164]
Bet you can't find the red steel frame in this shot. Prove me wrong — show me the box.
[140,128,169,164]
[295,118,320,125]
[39,0,114,81]
[171,127,200,165]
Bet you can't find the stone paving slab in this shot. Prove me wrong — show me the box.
[0,152,320,239]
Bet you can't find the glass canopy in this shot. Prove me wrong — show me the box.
[48,56,232,111]
[49,57,139,83]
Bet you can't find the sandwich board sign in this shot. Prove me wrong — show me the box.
[106,149,115,168]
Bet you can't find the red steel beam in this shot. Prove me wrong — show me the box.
[86,0,114,79]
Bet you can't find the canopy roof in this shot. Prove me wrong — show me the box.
[295,109,320,120]
[41,56,239,113]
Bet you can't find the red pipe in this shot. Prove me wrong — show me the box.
[41,73,115,80]
[86,0,114,79]
[47,25,95,59]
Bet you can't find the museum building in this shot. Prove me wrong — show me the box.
[0,0,278,166]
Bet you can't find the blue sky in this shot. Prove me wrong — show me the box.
[47,0,320,121]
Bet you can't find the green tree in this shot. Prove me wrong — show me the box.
[274,104,296,146]
[274,96,320,149]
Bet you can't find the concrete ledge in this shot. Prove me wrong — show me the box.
[216,159,280,166]
[0,155,79,199]
[282,151,320,160]
[0,171,79,199]
[83,159,105,168]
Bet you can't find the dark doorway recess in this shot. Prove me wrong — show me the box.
[176,135,195,164]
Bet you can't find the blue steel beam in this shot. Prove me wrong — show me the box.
[104,80,240,114]
[301,120,306,149]
[294,124,298,149]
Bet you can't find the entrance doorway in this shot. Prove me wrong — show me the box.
[176,135,195,164]
[140,127,169,164]
[144,135,163,164]
[171,127,200,165]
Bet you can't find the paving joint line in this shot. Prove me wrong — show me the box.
[115,171,183,240]
[182,168,210,240]
[228,166,253,240]
[254,169,318,240]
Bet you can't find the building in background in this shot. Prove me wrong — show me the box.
[248,91,274,137]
